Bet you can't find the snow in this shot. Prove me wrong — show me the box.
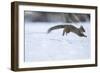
[24,22,91,62]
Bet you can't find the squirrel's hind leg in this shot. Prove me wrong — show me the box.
[62,28,68,36]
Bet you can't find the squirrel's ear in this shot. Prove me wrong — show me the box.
[80,25,83,28]
[80,25,85,32]
[79,25,82,29]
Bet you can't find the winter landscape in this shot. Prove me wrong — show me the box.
[24,11,91,62]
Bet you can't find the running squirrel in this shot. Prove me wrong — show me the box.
[47,24,87,37]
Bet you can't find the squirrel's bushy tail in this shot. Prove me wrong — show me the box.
[47,25,67,33]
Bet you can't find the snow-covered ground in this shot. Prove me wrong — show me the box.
[24,22,91,62]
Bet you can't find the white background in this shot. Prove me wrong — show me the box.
[0,0,99,73]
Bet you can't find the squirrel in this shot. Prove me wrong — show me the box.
[47,24,87,37]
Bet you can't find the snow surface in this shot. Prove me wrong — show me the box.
[24,22,91,62]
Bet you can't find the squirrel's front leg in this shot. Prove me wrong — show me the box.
[62,30,65,36]
[62,28,67,36]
